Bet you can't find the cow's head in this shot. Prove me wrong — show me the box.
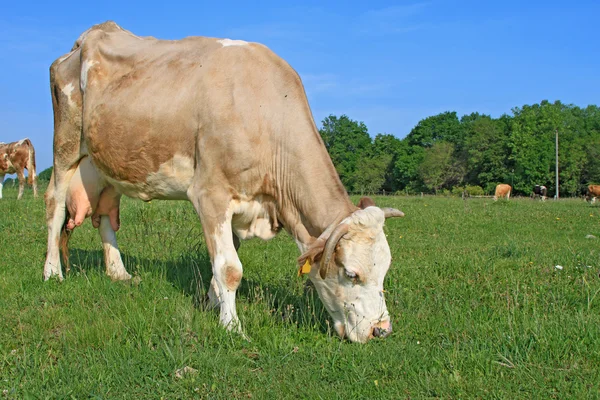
[298,197,404,343]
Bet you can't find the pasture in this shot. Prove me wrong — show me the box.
[1,186,599,398]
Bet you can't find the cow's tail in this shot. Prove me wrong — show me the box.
[25,139,37,185]
[59,218,73,274]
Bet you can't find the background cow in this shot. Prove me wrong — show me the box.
[494,184,511,201]
[0,139,38,200]
[532,185,547,201]
[43,22,404,343]
[587,185,600,203]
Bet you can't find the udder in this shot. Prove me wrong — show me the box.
[66,157,121,231]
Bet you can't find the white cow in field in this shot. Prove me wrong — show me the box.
[44,21,404,343]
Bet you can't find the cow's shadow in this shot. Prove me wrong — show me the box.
[67,248,329,333]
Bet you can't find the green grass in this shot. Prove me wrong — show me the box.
[1,186,600,398]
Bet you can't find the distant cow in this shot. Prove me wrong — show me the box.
[43,21,405,343]
[587,185,600,203]
[532,185,547,201]
[494,184,511,201]
[0,139,38,200]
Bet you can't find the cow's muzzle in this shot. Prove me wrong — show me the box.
[372,320,392,338]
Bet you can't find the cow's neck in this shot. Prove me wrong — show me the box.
[273,140,356,246]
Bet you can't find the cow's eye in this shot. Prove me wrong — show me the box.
[344,269,358,282]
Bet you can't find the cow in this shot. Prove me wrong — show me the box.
[587,185,600,203]
[43,22,405,343]
[494,184,511,201]
[532,185,547,201]
[0,139,38,200]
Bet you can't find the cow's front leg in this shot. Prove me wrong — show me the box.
[0,173,4,199]
[210,217,243,332]
[190,190,244,334]
[98,216,131,281]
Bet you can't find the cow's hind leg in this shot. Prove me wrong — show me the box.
[16,170,25,200]
[44,169,74,280]
[189,188,244,334]
[32,176,38,199]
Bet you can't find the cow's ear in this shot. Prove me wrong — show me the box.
[297,238,326,269]
[357,196,376,209]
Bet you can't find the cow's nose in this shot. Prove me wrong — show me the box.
[372,321,392,338]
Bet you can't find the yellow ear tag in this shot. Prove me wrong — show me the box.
[298,260,312,276]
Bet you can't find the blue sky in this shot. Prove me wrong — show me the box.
[1,0,598,171]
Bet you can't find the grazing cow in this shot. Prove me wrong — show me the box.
[0,139,38,200]
[587,185,600,203]
[532,185,547,201]
[494,184,511,201]
[43,22,405,343]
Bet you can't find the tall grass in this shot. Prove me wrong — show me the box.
[1,186,599,398]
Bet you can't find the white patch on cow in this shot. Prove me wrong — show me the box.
[61,82,76,108]
[102,154,194,201]
[308,206,392,343]
[99,216,131,280]
[16,138,28,146]
[145,154,195,199]
[230,197,277,240]
[218,39,248,47]
[80,59,98,91]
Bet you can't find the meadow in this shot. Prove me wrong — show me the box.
[1,185,599,398]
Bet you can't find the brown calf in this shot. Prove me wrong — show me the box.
[0,138,38,200]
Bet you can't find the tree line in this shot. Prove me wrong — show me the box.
[320,100,600,196]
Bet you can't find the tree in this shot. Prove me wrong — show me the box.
[418,141,464,193]
[371,134,403,192]
[463,113,512,190]
[319,115,372,191]
[353,153,392,194]
[393,141,425,192]
[406,112,462,148]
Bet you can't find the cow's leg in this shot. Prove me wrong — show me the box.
[189,189,244,333]
[32,176,38,199]
[0,173,4,199]
[98,216,131,281]
[44,168,76,280]
[16,170,25,200]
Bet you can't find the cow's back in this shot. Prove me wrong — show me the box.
[79,29,321,201]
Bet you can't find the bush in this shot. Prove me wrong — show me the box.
[452,186,465,197]
[465,185,484,196]
[38,167,53,182]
